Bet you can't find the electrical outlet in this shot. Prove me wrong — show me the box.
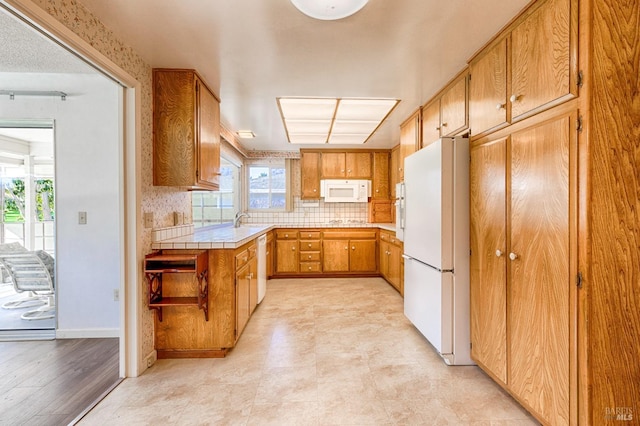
[78,211,87,225]
[144,212,154,229]
[173,211,183,225]
[113,289,119,301]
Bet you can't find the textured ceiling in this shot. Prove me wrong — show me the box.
[0,6,93,74]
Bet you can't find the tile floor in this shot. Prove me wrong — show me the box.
[80,277,538,425]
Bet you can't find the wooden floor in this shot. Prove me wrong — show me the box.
[0,338,119,426]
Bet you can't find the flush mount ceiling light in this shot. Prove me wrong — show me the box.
[277,97,400,145]
[237,130,256,139]
[290,0,369,20]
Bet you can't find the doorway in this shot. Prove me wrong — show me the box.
[0,122,56,338]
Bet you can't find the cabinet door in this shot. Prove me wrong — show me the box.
[388,244,402,291]
[322,240,350,272]
[509,115,572,425]
[470,137,508,384]
[248,256,258,314]
[346,152,372,178]
[275,240,298,273]
[266,235,274,278]
[349,239,377,272]
[321,152,346,178]
[235,263,250,339]
[372,152,390,199]
[300,152,321,199]
[510,0,576,120]
[399,112,419,181]
[469,38,508,137]
[440,73,468,137]
[421,100,440,148]
[390,146,400,197]
[380,240,390,278]
[197,78,221,189]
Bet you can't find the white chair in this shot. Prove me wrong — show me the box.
[0,251,55,321]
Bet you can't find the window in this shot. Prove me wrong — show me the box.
[247,164,287,210]
[192,157,240,228]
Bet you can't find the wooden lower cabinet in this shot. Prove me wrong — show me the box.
[153,237,263,358]
[470,111,576,425]
[321,230,377,273]
[275,230,298,274]
[379,230,403,294]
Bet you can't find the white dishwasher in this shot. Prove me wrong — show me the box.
[257,234,267,303]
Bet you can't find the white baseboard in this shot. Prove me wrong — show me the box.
[55,328,119,339]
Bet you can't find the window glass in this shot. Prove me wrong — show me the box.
[248,164,287,210]
[192,157,239,227]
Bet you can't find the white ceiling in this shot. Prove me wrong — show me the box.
[4,0,531,152]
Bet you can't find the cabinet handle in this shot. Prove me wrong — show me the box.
[308,243,312,248]
[341,169,345,173]
[285,234,289,238]
[495,250,503,257]
[351,246,355,250]
[292,247,296,251]
[344,246,348,250]
[313,189,317,192]
[510,94,520,103]
[435,126,440,131]
[308,255,312,259]
[509,252,518,261]
[375,189,379,193]
[441,122,447,127]
[495,103,505,110]
[308,266,312,270]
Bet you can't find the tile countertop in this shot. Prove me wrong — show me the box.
[151,223,397,250]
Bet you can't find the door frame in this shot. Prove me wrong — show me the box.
[1,0,142,377]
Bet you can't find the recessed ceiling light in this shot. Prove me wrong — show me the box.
[277,97,400,145]
[237,130,256,139]
[290,0,369,21]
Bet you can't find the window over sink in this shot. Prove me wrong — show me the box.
[247,161,291,211]
[192,157,240,228]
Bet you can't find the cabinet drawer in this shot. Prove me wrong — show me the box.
[247,243,257,259]
[235,249,249,269]
[299,251,320,262]
[299,231,320,239]
[323,230,377,240]
[276,230,298,240]
[299,240,320,251]
[299,262,321,273]
[380,231,391,242]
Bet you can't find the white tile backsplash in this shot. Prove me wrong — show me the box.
[244,197,368,225]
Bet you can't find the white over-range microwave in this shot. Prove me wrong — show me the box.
[320,179,371,203]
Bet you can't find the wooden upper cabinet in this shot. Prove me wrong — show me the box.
[399,111,420,181]
[372,151,390,199]
[320,152,346,178]
[390,145,400,196]
[469,38,508,137]
[421,100,441,148]
[345,152,372,178]
[320,152,371,179]
[510,0,577,120]
[439,72,468,137]
[300,151,321,199]
[153,68,221,190]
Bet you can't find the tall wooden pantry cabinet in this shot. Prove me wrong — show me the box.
[466,0,639,424]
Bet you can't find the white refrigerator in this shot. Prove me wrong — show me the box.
[402,137,473,365]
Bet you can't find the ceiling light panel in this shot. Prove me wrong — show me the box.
[277,97,399,145]
[290,0,369,21]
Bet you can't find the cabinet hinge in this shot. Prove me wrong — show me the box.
[468,74,471,82]
[470,342,473,350]
[576,272,583,289]
[576,116,583,133]
[196,169,199,178]
[577,70,584,88]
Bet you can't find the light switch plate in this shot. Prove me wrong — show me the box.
[78,211,87,225]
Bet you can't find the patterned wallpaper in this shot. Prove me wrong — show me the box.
[31,0,191,372]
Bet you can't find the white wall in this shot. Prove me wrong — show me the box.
[0,71,121,336]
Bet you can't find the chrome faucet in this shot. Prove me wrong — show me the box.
[234,212,250,228]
